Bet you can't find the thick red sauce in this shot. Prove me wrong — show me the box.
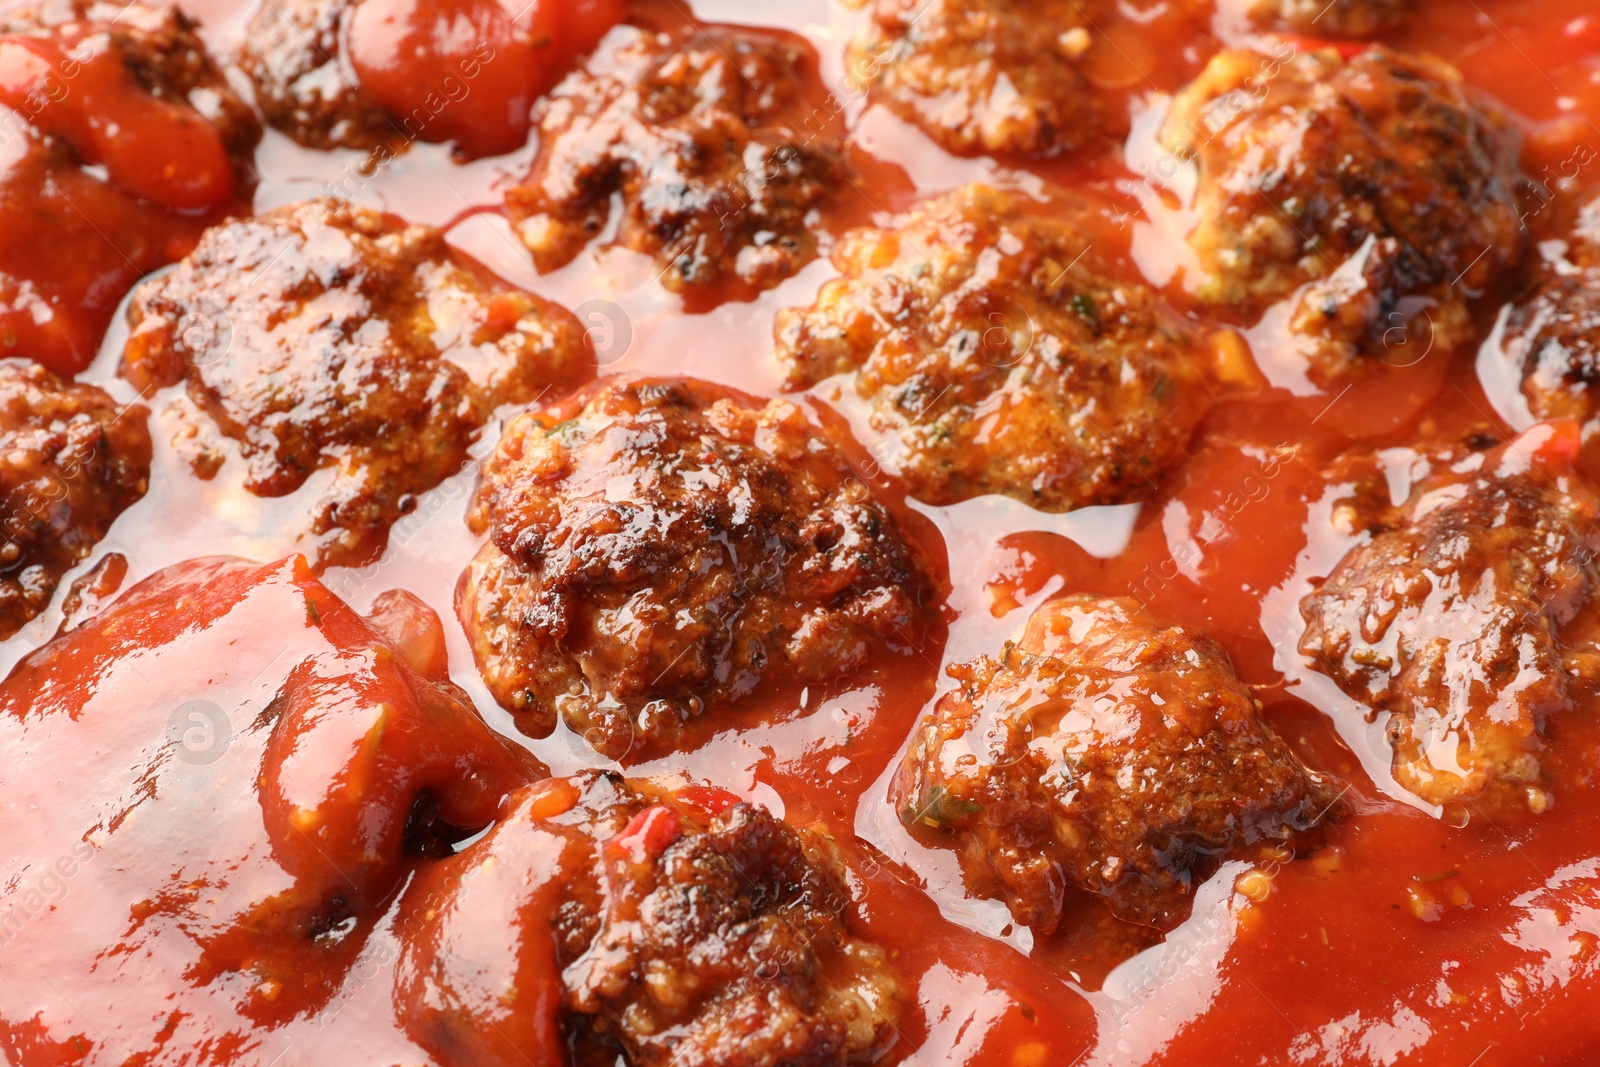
[4,0,1600,1064]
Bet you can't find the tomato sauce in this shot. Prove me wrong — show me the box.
[5,0,1600,1064]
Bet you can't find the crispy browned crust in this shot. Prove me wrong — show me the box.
[897,594,1341,933]
[1161,44,1525,381]
[120,198,587,569]
[505,26,846,295]
[399,772,903,1067]
[777,184,1208,512]
[1300,430,1600,812]
[0,360,150,637]
[459,376,936,757]
[849,0,1114,157]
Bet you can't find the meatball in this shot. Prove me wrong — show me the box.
[1252,0,1413,35]
[1299,424,1600,813]
[0,360,150,638]
[0,0,261,376]
[895,594,1340,933]
[1505,199,1600,423]
[397,772,903,1067]
[459,377,935,757]
[237,0,397,152]
[241,0,623,157]
[776,184,1208,512]
[504,26,847,296]
[120,198,587,569]
[848,0,1112,157]
[1160,45,1525,382]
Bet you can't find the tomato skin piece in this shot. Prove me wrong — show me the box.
[346,0,624,159]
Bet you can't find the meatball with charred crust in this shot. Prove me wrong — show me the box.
[1300,423,1600,813]
[397,772,903,1067]
[1505,198,1600,424]
[460,377,935,757]
[777,185,1208,512]
[1161,44,1525,382]
[505,26,847,297]
[848,0,1114,157]
[0,0,261,376]
[0,360,149,638]
[896,595,1340,933]
[1252,0,1413,35]
[120,198,587,569]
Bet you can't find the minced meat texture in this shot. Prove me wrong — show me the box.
[776,184,1208,512]
[119,198,587,569]
[847,0,1112,157]
[1161,44,1525,383]
[0,360,149,638]
[459,377,936,758]
[237,0,396,152]
[1506,198,1600,423]
[895,595,1341,933]
[397,772,903,1067]
[1299,425,1600,813]
[505,25,847,297]
[1252,0,1414,35]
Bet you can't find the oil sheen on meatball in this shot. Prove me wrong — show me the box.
[459,377,935,757]
[120,198,587,569]
[848,0,1112,157]
[1161,44,1525,382]
[777,184,1208,512]
[237,0,396,152]
[504,25,847,297]
[0,360,150,637]
[1300,423,1600,813]
[396,772,903,1067]
[1252,0,1413,35]
[1506,198,1600,423]
[896,594,1340,933]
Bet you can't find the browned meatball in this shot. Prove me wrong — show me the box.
[895,595,1340,933]
[1161,45,1525,382]
[459,377,935,757]
[1252,0,1413,35]
[1505,199,1600,423]
[398,772,902,1067]
[120,198,587,569]
[776,184,1208,512]
[0,361,150,638]
[1300,425,1600,813]
[504,26,847,297]
[848,0,1112,157]
[237,0,396,152]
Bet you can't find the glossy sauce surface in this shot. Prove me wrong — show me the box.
[5,0,1600,1064]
